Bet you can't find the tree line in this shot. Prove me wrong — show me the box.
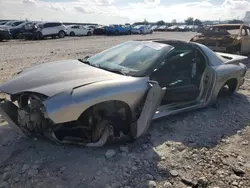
[131,17,244,26]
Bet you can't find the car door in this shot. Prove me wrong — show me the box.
[70,26,76,35]
[73,26,80,35]
[80,26,87,35]
[133,81,166,138]
[240,26,250,54]
[52,23,61,34]
[42,23,51,36]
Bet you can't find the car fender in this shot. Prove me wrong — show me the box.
[212,63,245,99]
[43,77,149,124]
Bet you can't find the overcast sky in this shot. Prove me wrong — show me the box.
[0,0,249,25]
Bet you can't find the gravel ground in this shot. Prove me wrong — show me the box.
[0,32,250,188]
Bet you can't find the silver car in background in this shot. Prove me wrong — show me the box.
[0,40,247,146]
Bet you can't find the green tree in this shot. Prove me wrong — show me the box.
[156,20,165,26]
[185,17,194,25]
[228,19,244,24]
[194,19,202,25]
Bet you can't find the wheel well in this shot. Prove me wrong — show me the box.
[224,78,238,92]
[59,30,66,34]
[78,100,132,136]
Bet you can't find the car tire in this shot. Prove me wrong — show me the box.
[70,31,75,36]
[16,32,23,39]
[87,31,92,36]
[58,31,65,38]
[128,30,131,35]
[36,32,43,40]
[114,30,119,36]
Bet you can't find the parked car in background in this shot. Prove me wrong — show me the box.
[106,24,132,35]
[177,25,189,32]
[139,25,153,34]
[9,21,37,39]
[131,25,142,34]
[0,40,247,146]
[22,23,42,40]
[93,26,106,35]
[24,22,67,40]
[190,24,250,55]
[131,25,153,34]
[66,25,93,36]
[167,25,179,31]
[0,21,25,29]
[150,25,158,31]
[156,25,168,32]
[0,28,11,41]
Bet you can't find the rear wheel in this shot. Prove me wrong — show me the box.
[70,31,75,36]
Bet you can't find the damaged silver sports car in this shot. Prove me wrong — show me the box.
[0,40,248,146]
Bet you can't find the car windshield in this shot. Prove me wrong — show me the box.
[85,41,173,77]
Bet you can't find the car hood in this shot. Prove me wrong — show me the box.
[0,59,125,97]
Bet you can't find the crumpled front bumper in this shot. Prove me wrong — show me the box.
[0,99,26,136]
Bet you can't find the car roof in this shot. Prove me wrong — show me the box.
[41,21,62,24]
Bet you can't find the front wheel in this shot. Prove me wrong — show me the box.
[87,31,92,36]
[15,32,23,39]
[114,30,119,36]
[70,31,75,36]
[36,32,43,40]
[58,31,65,38]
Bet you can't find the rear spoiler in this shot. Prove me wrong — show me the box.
[216,52,248,65]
